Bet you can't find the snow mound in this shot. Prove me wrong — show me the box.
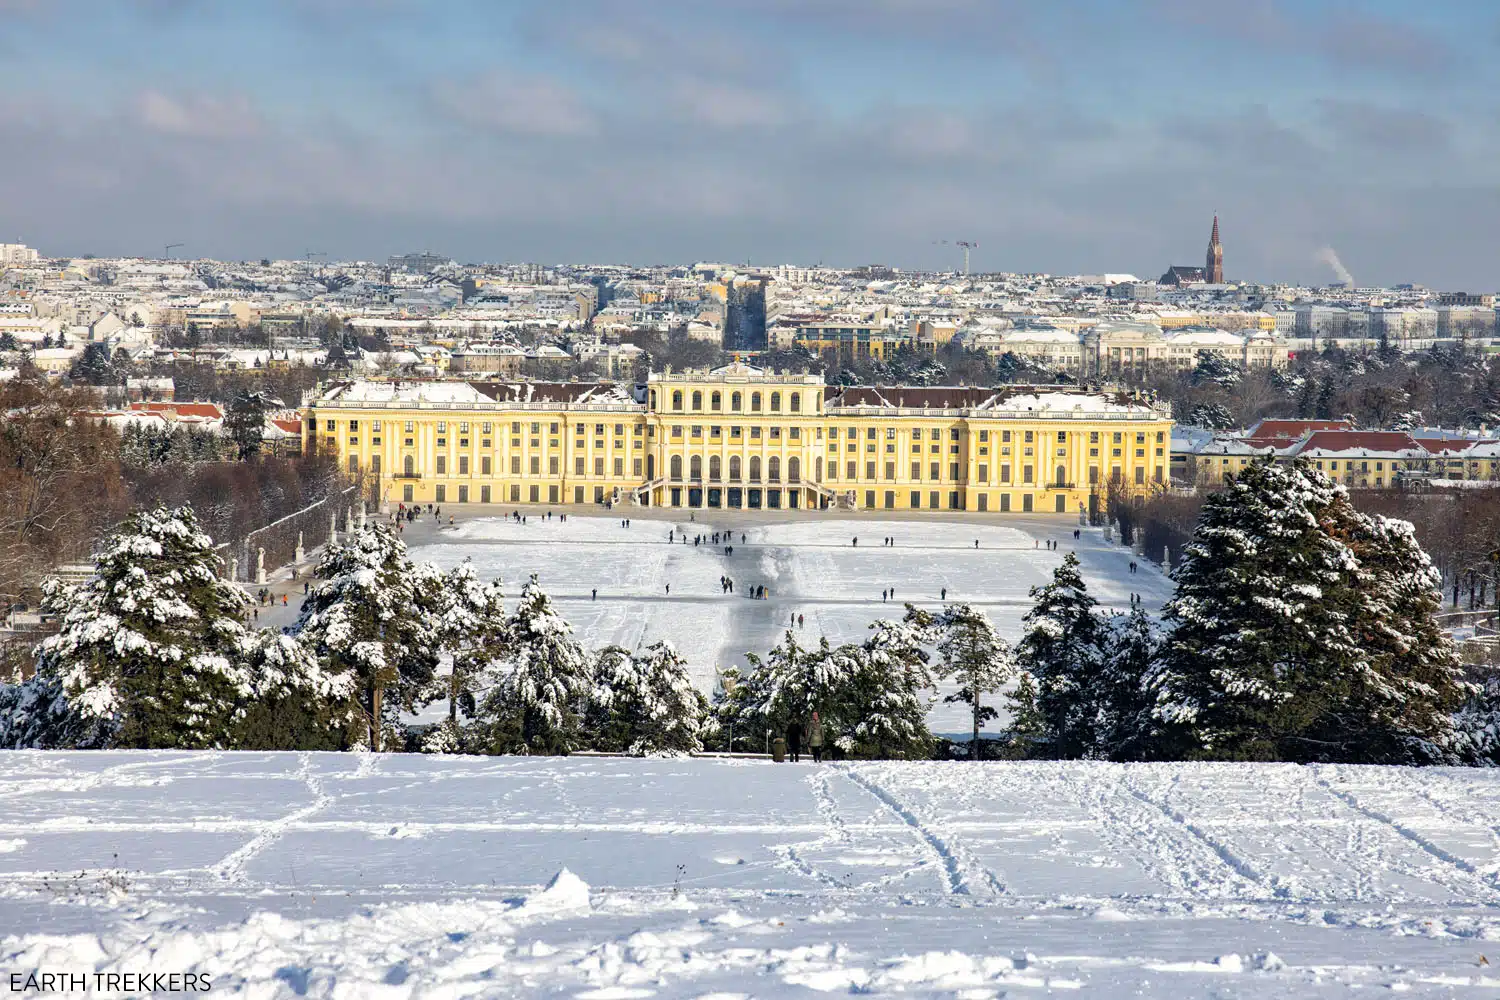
[0,838,26,853]
[521,868,591,914]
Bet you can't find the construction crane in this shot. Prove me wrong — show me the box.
[164,243,183,260]
[304,250,326,261]
[956,240,978,277]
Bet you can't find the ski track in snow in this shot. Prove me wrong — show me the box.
[838,763,1010,897]
[210,753,331,884]
[1312,766,1500,904]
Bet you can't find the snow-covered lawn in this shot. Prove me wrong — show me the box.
[409,515,1170,733]
[3,752,1499,996]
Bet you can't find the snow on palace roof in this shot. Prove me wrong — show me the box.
[320,380,494,405]
[828,385,1168,417]
[314,379,638,408]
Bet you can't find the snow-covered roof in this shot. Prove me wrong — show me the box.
[322,381,492,405]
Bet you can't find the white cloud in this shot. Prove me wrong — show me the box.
[431,73,598,138]
[134,90,264,138]
[673,82,791,129]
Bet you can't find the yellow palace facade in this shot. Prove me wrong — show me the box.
[303,364,1172,516]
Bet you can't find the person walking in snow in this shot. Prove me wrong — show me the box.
[798,613,804,628]
[786,717,803,763]
[808,712,825,763]
[592,588,597,601]
[941,587,947,601]
[852,536,858,547]
[665,583,670,596]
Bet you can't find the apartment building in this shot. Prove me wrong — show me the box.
[304,364,1172,516]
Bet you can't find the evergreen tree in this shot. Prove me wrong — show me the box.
[844,610,937,758]
[230,629,356,750]
[432,560,506,724]
[1455,664,1500,764]
[293,522,441,751]
[20,505,252,749]
[1015,553,1106,758]
[475,575,591,754]
[586,640,708,755]
[1151,459,1463,763]
[1295,375,1317,418]
[936,603,1015,757]
[1005,670,1046,746]
[1152,461,1359,760]
[725,608,937,760]
[70,342,117,385]
[224,390,267,460]
[1333,512,1470,762]
[1094,606,1161,760]
[1190,350,1243,387]
[1314,379,1338,420]
[1186,403,1235,430]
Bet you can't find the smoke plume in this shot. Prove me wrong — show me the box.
[1315,246,1355,286]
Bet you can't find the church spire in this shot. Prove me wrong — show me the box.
[1205,214,1224,282]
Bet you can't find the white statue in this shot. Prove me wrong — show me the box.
[357,504,367,530]
[295,531,305,564]
[255,546,266,585]
[329,510,338,545]
[1163,545,1171,569]
[229,557,238,582]
[345,507,354,535]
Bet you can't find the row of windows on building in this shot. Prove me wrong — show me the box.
[354,450,1165,489]
[322,418,1165,452]
[657,389,816,413]
[386,481,1092,515]
[324,417,1163,442]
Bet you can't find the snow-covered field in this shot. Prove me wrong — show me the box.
[409,515,1170,733]
[3,753,1500,997]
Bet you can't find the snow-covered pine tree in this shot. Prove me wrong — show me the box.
[293,522,442,751]
[1332,510,1470,763]
[432,559,506,725]
[1094,606,1161,760]
[476,574,591,754]
[224,390,267,461]
[21,504,253,749]
[586,640,709,755]
[1004,670,1046,747]
[231,629,356,750]
[936,602,1015,757]
[1152,460,1366,761]
[844,608,938,758]
[1454,663,1500,764]
[739,630,859,739]
[1014,553,1106,758]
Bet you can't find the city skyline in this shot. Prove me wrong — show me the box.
[2,0,1497,287]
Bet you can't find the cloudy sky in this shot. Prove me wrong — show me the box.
[1,0,1495,286]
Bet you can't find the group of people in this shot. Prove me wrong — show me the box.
[252,587,287,608]
[391,503,456,531]
[784,712,826,763]
[788,612,805,628]
[720,576,735,594]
